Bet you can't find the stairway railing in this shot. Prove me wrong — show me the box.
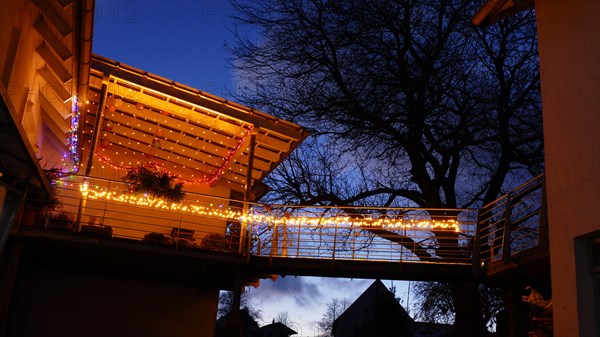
[475,174,547,268]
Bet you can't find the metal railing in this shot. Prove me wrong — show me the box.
[249,207,477,264]
[24,175,244,254]
[19,172,552,279]
[22,175,477,265]
[476,174,546,265]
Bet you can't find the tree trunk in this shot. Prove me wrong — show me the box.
[500,287,530,337]
[450,282,488,337]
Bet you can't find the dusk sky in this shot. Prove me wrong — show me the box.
[92,1,411,334]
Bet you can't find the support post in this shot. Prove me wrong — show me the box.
[472,206,485,274]
[240,131,256,255]
[499,287,529,337]
[226,274,243,337]
[75,75,109,231]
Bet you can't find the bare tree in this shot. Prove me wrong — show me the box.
[274,311,293,327]
[217,289,262,321]
[316,298,351,337]
[228,1,541,336]
[413,281,503,330]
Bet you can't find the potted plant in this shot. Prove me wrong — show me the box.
[47,211,75,230]
[22,167,63,226]
[142,232,170,245]
[122,164,185,203]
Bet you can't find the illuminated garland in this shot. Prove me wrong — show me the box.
[80,182,244,218]
[95,152,214,185]
[207,125,253,184]
[239,214,459,232]
[69,95,81,169]
[79,183,460,232]
[94,126,253,186]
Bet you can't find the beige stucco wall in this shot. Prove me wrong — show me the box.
[536,1,600,336]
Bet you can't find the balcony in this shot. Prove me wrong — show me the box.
[16,173,549,283]
[17,174,482,281]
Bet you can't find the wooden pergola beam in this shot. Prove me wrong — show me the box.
[91,56,308,142]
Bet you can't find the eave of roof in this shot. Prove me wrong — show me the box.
[0,91,49,196]
[472,0,535,27]
[85,55,308,194]
[0,0,95,200]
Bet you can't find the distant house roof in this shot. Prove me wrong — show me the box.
[333,279,414,337]
[260,322,297,337]
[413,322,453,337]
[215,308,261,337]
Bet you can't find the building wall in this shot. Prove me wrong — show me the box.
[10,267,218,337]
[1,0,40,146]
[0,0,76,162]
[1,4,232,335]
[535,1,600,336]
[57,173,234,244]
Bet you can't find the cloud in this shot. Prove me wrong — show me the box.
[250,276,323,307]
[319,277,371,292]
[249,276,376,310]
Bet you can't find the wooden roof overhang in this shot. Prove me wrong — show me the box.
[0,0,94,198]
[84,55,308,195]
[472,0,535,27]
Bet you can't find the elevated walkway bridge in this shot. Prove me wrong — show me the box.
[14,175,548,289]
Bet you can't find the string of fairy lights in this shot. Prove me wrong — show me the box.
[76,180,461,232]
[59,76,267,186]
[83,84,254,186]
[68,95,81,168]
[58,76,461,234]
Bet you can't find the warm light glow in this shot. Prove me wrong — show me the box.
[239,214,460,232]
[94,124,253,185]
[79,183,461,232]
[80,183,244,219]
[68,95,81,170]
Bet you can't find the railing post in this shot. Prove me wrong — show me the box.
[472,207,485,274]
[399,229,404,262]
[270,224,278,258]
[239,208,247,255]
[175,208,183,253]
[351,227,356,260]
[75,180,88,232]
[296,221,301,258]
[246,220,252,262]
[332,223,338,262]
[102,179,110,224]
[502,196,514,263]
